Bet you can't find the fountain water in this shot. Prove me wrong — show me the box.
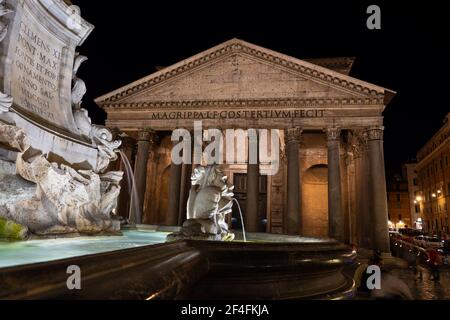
[232,198,247,242]
[119,151,140,224]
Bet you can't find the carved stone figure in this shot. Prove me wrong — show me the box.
[0,1,124,239]
[71,53,93,138]
[0,122,123,237]
[91,125,122,173]
[168,165,235,241]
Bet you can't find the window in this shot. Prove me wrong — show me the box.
[415,204,420,213]
[396,194,400,202]
[413,178,418,186]
[399,214,402,221]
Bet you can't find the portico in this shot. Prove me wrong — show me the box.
[95,38,395,253]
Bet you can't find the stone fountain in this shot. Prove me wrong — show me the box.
[0,0,122,239]
[0,1,356,300]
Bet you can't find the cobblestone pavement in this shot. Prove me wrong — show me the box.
[390,266,450,300]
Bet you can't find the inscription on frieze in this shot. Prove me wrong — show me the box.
[149,109,325,120]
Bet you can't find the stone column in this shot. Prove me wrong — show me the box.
[361,132,374,249]
[325,127,345,242]
[285,127,302,235]
[178,134,194,225]
[132,129,156,224]
[366,126,390,254]
[167,157,183,226]
[352,136,364,247]
[246,129,260,232]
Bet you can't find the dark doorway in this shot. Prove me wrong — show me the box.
[231,173,267,232]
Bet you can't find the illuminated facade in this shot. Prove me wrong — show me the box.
[387,172,412,230]
[416,113,450,235]
[96,39,396,252]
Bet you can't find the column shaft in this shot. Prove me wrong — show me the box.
[131,129,155,224]
[325,127,345,242]
[361,138,374,248]
[286,128,302,235]
[246,130,259,232]
[117,136,135,220]
[367,127,390,254]
[167,162,183,226]
[354,148,363,247]
[179,162,192,225]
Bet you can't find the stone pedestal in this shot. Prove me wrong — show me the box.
[325,127,344,242]
[286,127,302,235]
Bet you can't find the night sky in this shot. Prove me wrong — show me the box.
[72,0,450,174]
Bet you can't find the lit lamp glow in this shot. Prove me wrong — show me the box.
[432,193,437,198]
[416,196,422,202]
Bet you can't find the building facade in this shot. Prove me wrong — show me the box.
[96,39,395,252]
[404,163,422,229]
[416,114,450,236]
[387,171,412,230]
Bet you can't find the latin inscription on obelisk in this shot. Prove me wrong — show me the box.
[11,17,63,123]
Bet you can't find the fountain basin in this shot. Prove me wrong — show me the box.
[0,228,356,299]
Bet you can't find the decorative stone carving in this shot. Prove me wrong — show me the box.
[0,122,28,151]
[0,1,123,239]
[91,125,122,173]
[0,92,12,114]
[324,127,341,141]
[0,121,123,236]
[96,39,386,105]
[167,165,235,241]
[365,126,384,141]
[138,128,156,142]
[71,53,93,138]
[285,127,302,144]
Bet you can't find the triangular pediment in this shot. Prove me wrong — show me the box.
[95,38,394,107]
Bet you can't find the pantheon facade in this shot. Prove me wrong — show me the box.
[95,39,395,253]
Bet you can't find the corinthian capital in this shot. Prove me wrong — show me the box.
[138,128,156,143]
[324,127,341,141]
[285,127,302,144]
[365,126,384,141]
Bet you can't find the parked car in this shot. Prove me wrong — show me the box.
[413,235,426,247]
[389,231,402,239]
[414,235,444,249]
[425,237,444,249]
[399,228,424,237]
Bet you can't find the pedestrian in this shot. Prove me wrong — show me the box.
[366,253,414,300]
[412,248,424,281]
[427,248,442,282]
